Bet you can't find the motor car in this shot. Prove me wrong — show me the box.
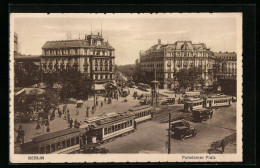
[171,120,197,140]
[192,108,213,123]
[161,98,175,105]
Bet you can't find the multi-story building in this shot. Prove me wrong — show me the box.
[213,52,237,79]
[140,39,215,89]
[41,32,115,83]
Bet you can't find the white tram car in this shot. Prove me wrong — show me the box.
[128,105,152,123]
[86,113,135,143]
[205,95,232,108]
[184,98,205,112]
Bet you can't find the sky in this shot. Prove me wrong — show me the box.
[13,13,240,65]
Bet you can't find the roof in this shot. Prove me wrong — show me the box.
[214,52,237,57]
[192,108,210,112]
[32,128,80,143]
[185,98,204,104]
[14,55,41,61]
[42,40,114,50]
[207,95,231,99]
[94,114,134,129]
[129,105,151,112]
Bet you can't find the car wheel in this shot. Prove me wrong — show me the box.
[180,134,184,140]
[192,130,197,137]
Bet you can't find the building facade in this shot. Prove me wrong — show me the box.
[140,40,215,89]
[213,52,237,80]
[41,32,115,83]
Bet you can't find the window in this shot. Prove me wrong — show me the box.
[104,128,108,135]
[76,137,79,144]
[46,145,50,154]
[112,126,115,132]
[56,142,61,151]
[71,138,75,146]
[62,141,66,149]
[40,147,45,154]
[51,144,56,152]
[130,120,132,126]
[67,139,71,147]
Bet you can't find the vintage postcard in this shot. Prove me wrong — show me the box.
[9,13,242,163]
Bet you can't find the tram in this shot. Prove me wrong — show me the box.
[205,95,232,108]
[184,91,201,98]
[128,105,152,123]
[86,113,135,143]
[184,98,205,112]
[21,128,85,154]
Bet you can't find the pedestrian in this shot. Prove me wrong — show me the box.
[91,106,94,114]
[104,97,106,103]
[101,102,103,108]
[221,139,226,153]
[96,100,98,106]
[86,106,89,117]
[74,119,78,128]
[67,110,70,122]
[46,126,50,132]
[70,118,73,128]
[58,108,62,117]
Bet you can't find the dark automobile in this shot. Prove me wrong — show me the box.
[192,108,213,123]
[161,98,175,105]
[171,120,197,140]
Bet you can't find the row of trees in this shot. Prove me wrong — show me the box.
[15,62,94,102]
[175,67,205,91]
[43,68,93,100]
[14,62,41,87]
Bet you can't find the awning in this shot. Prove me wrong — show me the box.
[94,84,105,91]
[77,100,84,104]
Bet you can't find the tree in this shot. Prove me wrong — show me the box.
[14,62,41,87]
[15,89,53,122]
[176,67,203,91]
[59,69,93,100]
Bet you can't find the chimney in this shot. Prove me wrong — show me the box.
[158,39,161,45]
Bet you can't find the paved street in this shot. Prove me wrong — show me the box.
[14,87,152,144]
[14,85,236,154]
[101,102,236,154]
